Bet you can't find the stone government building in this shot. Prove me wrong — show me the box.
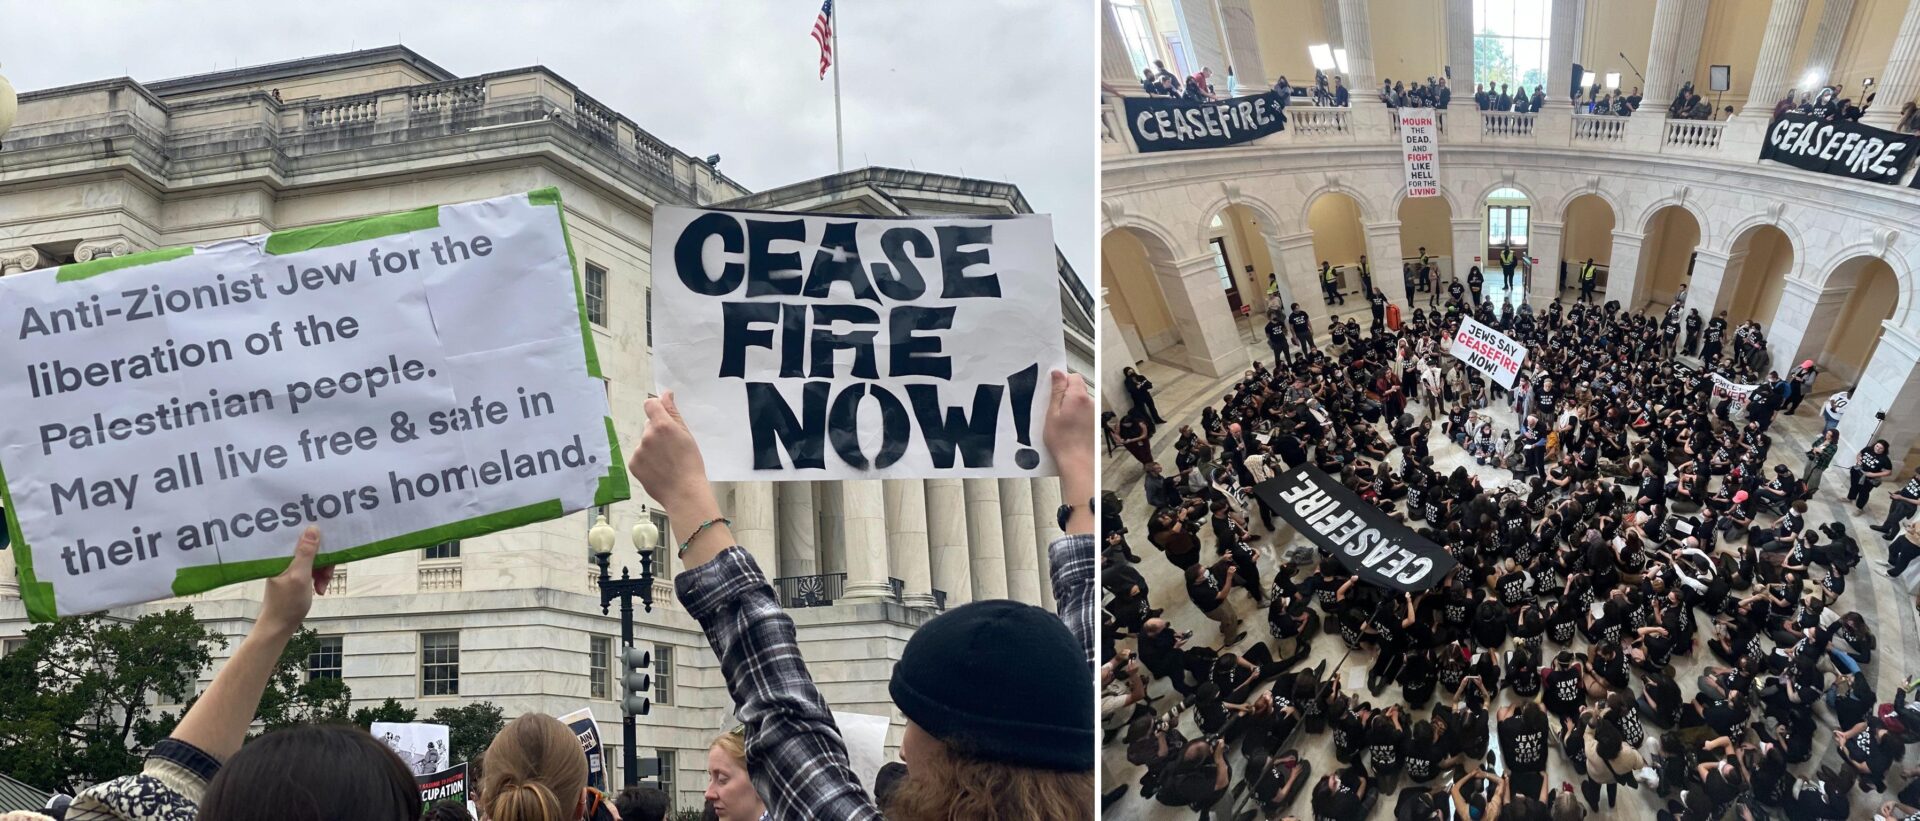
[0,46,1095,808]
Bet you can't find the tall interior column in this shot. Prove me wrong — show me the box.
[1337,0,1377,95]
[1449,219,1481,295]
[1101,0,1139,88]
[1271,232,1329,333]
[1604,231,1647,310]
[1445,0,1473,97]
[1640,0,1690,107]
[1173,0,1230,78]
[1526,221,1565,307]
[883,480,935,608]
[1798,0,1857,94]
[839,480,894,601]
[816,483,846,574]
[1837,323,1920,472]
[1672,0,1711,94]
[1682,250,1732,317]
[964,479,1010,600]
[777,481,818,577]
[924,478,973,606]
[1361,221,1405,303]
[1541,0,1579,108]
[1158,253,1252,378]
[1741,0,1812,115]
[1216,0,1265,87]
[1030,477,1064,612]
[998,479,1042,605]
[1862,0,1920,130]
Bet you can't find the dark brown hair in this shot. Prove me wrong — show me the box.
[200,724,420,821]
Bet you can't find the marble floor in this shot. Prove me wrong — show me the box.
[1102,317,1920,821]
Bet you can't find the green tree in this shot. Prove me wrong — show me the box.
[1475,34,1517,90]
[429,702,506,764]
[352,697,420,727]
[255,629,352,733]
[0,609,225,794]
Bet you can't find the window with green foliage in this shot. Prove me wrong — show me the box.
[1475,0,1552,93]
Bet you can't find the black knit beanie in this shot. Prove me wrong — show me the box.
[888,599,1093,771]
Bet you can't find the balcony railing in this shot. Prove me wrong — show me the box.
[1571,113,1626,142]
[419,564,462,592]
[1664,119,1726,150]
[304,95,378,129]
[408,79,486,114]
[1480,111,1535,137]
[773,573,848,608]
[1289,106,1350,136]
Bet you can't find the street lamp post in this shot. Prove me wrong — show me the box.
[590,514,658,788]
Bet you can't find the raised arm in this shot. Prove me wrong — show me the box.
[629,392,881,821]
[1043,371,1097,666]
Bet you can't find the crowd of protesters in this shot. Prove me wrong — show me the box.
[31,373,1098,821]
[1102,268,1920,821]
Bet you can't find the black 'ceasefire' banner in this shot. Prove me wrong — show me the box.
[1760,112,1917,185]
[1123,91,1288,152]
[1251,466,1456,592]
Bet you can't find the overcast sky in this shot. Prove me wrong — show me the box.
[0,1,1095,279]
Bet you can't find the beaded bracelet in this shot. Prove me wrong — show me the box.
[678,516,732,556]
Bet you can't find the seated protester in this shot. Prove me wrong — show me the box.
[1541,652,1586,731]
[1126,715,1187,801]
[1331,700,1371,765]
[1638,669,1684,727]
[1604,689,1647,750]
[1838,720,1902,792]
[1401,718,1453,785]
[1242,748,1313,816]
[1398,646,1438,708]
[1505,644,1542,700]
[625,384,1096,819]
[1496,702,1553,799]
[1582,641,1630,699]
[1511,602,1546,656]
[1157,738,1231,812]
[1366,708,1407,786]
[1756,464,1801,514]
[1136,618,1212,696]
[1310,767,1372,821]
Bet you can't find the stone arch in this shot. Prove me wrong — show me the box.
[1632,193,1713,250]
[1192,190,1288,253]
[1718,210,1806,266]
[1300,180,1384,227]
[1468,178,1543,214]
[1806,242,1914,326]
[1551,182,1624,226]
[1100,204,1190,262]
[1389,185,1461,218]
[1718,222,1798,327]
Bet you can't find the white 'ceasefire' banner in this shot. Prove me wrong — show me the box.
[0,190,624,620]
[650,207,1066,481]
[1400,108,1441,198]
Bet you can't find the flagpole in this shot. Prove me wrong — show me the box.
[831,2,844,172]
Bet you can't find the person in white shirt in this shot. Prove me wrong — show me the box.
[1824,388,1851,432]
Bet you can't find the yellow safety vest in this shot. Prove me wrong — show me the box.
[1358,261,1369,276]
[1322,266,1335,283]
[1502,249,1515,266]
[1582,263,1597,281]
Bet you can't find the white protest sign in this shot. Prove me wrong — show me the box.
[374,722,453,776]
[1400,108,1440,198]
[1448,316,1528,389]
[651,207,1066,481]
[0,190,626,620]
[1710,373,1760,416]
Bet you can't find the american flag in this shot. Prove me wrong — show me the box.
[811,0,835,79]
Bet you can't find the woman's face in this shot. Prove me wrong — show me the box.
[705,745,766,820]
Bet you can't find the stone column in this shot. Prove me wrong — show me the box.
[728,482,778,576]
[998,479,1042,605]
[1030,477,1064,611]
[1673,0,1711,94]
[1218,0,1265,88]
[1362,221,1404,305]
[1526,221,1565,307]
[1716,246,1751,317]
[1100,290,1143,412]
[1101,0,1138,88]
[1682,249,1731,317]
[884,480,936,608]
[1798,0,1857,95]
[964,479,1009,599]
[1321,0,1344,51]
[1542,0,1580,110]
[1271,232,1329,334]
[816,483,846,574]
[1449,218,1481,294]
[1338,0,1377,101]
[1641,0,1690,107]
[925,478,972,606]
[1741,0,1812,116]
[839,480,894,601]
[0,249,41,276]
[1159,254,1251,378]
[1863,0,1920,130]
[1604,231,1647,310]
[1445,0,1473,97]
[1765,277,1853,372]
[777,481,818,577]
[1174,0,1230,80]
[1838,323,1920,472]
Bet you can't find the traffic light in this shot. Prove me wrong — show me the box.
[621,646,652,716]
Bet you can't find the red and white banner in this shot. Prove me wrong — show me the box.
[1449,316,1527,389]
[1400,108,1440,198]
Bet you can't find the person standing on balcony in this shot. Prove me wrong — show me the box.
[1437,78,1452,109]
[1476,84,1491,110]
[1381,79,1394,107]
[1626,87,1643,111]
[1334,76,1350,107]
[1496,83,1513,111]
[1530,86,1546,111]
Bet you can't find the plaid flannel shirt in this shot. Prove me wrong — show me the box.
[677,532,1095,820]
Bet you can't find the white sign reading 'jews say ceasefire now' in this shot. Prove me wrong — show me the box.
[0,190,625,620]
[651,207,1066,481]
[1449,316,1529,390]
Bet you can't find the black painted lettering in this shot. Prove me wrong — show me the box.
[936,225,1001,298]
[888,305,954,379]
[907,383,1002,469]
[674,212,746,295]
[746,219,806,297]
[874,227,932,300]
[746,381,828,469]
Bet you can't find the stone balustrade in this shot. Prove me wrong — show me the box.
[1571,113,1627,142]
[419,564,462,592]
[1664,119,1726,151]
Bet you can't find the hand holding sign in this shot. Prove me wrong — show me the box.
[261,525,331,637]
[628,391,732,570]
